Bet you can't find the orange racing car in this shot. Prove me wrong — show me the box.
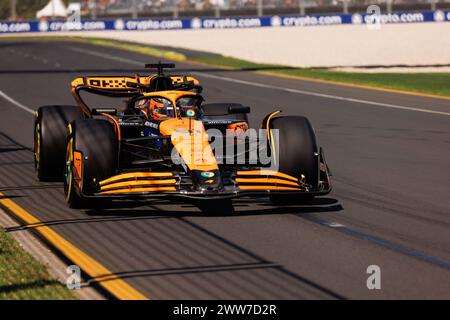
[33,63,331,208]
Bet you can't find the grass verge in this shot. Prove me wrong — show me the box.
[1,35,449,98]
[271,69,450,98]
[0,228,75,299]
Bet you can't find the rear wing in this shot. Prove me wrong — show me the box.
[71,75,201,116]
[71,76,147,94]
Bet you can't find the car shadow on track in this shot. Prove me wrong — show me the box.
[82,196,343,218]
[4,196,343,238]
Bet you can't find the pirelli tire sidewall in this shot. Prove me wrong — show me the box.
[66,119,117,203]
[269,116,319,203]
[34,105,84,181]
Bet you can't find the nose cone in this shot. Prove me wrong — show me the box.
[191,169,223,192]
[160,118,219,172]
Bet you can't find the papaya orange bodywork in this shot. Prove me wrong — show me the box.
[100,179,177,191]
[99,186,176,195]
[235,177,300,187]
[238,186,301,191]
[236,170,299,182]
[99,172,174,186]
[70,76,199,92]
[160,118,219,172]
[73,151,82,180]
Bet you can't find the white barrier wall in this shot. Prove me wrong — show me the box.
[17,22,450,68]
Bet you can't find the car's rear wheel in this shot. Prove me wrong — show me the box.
[34,105,84,181]
[65,119,117,208]
[268,116,319,204]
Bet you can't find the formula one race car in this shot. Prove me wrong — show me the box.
[34,63,331,208]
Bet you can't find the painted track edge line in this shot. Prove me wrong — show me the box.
[0,89,35,115]
[0,192,148,300]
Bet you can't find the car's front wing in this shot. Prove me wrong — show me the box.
[83,168,332,200]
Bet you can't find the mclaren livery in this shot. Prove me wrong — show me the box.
[33,63,331,208]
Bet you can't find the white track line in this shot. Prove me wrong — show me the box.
[0,90,35,115]
[69,46,143,66]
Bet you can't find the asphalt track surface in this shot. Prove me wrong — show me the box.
[1,39,450,299]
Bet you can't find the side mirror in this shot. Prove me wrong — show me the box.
[228,105,250,114]
[192,85,203,94]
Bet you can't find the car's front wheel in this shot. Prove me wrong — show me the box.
[267,116,319,204]
[65,119,117,208]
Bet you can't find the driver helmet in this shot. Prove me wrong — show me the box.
[149,98,170,120]
[138,98,173,120]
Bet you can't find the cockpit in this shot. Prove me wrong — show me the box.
[134,94,203,121]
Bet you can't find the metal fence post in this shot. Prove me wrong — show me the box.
[430,0,437,11]
[90,0,97,20]
[215,3,221,18]
[10,0,17,20]
[173,0,179,19]
[257,0,263,17]
[387,0,393,14]
[343,0,348,14]
[299,0,305,15]
[131,0,138,19]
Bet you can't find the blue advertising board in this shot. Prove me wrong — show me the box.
[0,10,449,34]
